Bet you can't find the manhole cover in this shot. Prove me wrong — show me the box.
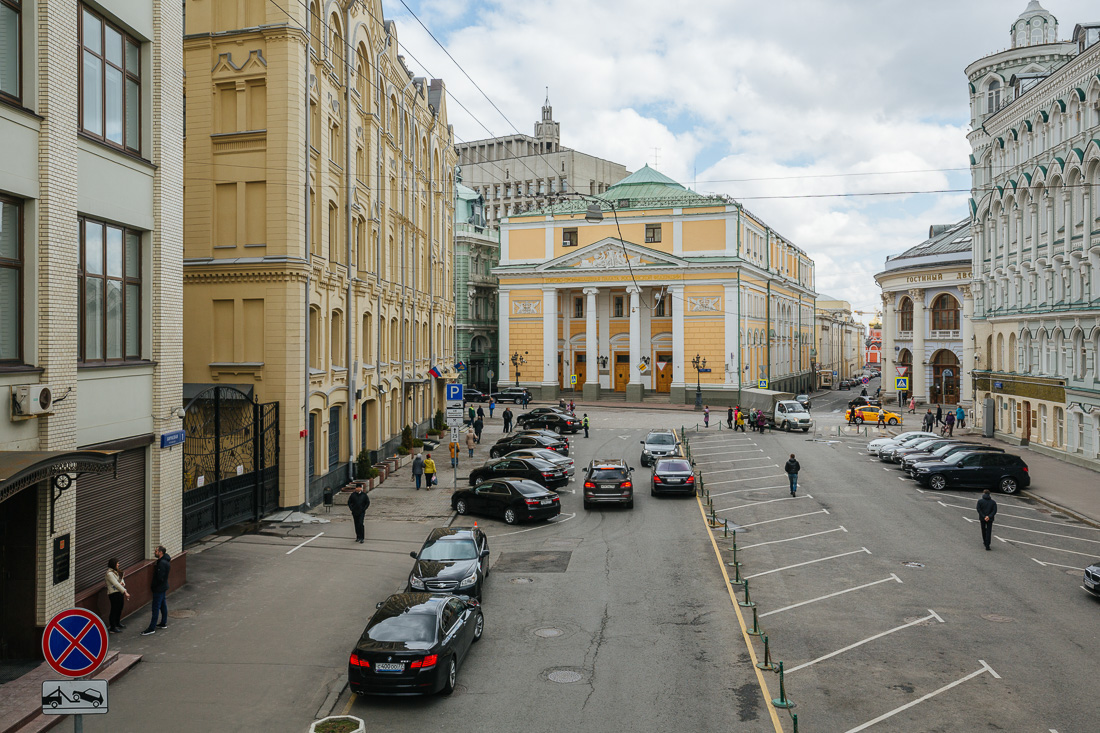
[510,577,535,584]
[168,609,197,619]
[495,551,572,573]
[980,613,1015,623]
[547,670,583,684]
[534,627,563,638]
[901,562,925,569]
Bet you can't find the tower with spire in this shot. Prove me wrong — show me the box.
[534,89,560,153]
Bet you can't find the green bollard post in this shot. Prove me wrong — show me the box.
[723,520,728,538]
[771,661,795,709]
[739,578,755,607]
[730,561,746,586]
[756,634,777,671]
[747,605,764,636]
[792,713,798,733]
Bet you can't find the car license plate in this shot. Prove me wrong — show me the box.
[375,662,404,672]
[600,484,615,490]
[666,478,681,484]
[1086,578,1096,589]
[540,499,551,505]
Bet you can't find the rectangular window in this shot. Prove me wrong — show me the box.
[655,298,666,318]
[562,228,578,247]
[0,0,21,104]
[80,218,142,363]
[645,223,662,243]
[614,296,624,318]
[80,6,141,153]
[574,297,583,319]
[0,195,22,363]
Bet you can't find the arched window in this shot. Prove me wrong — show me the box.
[996,333,1004,371]
[362,313,372,363]
[309,306,321,369]
[898,297,913,332]
[1008,332,1017,372]
[930,294,960,333]
[1032,24,1043,46]
[309,2,320,56]
[931,349,961,404]
[987,81,1001,115]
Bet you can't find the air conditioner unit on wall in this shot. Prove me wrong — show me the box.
[11,384,54,418]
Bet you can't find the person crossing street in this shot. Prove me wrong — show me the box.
[784,454,801,497]
[502,407,514,433]
[347,485,370,543]
[977,489,997,550]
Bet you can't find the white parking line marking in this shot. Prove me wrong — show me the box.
[488,512,576,538]
[786,609,942,673]
[844,661,999,733]
[692,449,763,457]
[965,517,1100,545]
[715,495,812,512]
[711,485,787,496]
[1031,558,1082,570]
[286,532,324,554]
[714,457,776,464]
[933,491,1039,509]
[705,465,781,475]
[746,548,871,579]
[703,474,787,484]
[761,574,901,618]
[739,509,830,527]
[996,536,1098,557]
[938,501,1099,529]
[741,526,846,549]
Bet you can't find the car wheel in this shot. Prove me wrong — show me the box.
[651,486,656,496]
[888,418,899,425]
[626,499,634,509]
[440,657,457,695]
[999,477,1019,495]
[50,702,59,709]
[91,701,100,708]
[456,499,468,515]
[472,612,484,642]
[490,449,500,458]
[784,421,792,432]
[583,500,591,510]
[929,475,947,491]
[514,398,522,404]
[802,428,809,433]
[504,508,517,524]
[554,426,563,434]
[855,416,864,425]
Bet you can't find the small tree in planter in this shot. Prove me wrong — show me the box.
[400,424,414,451]
[309,716,364,733]
[355,449,373,481]
[433,409,445,432]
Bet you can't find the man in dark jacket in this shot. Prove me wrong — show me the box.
[347,484,370,544]
[473,417,484,443]
[935,404,944,426]
[784,454,801,497]
[141,546,171,635]
[977,490,997,550]
[727,406,734,430]
[502,407,513,433]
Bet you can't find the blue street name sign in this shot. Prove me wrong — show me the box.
[161,430,186,449]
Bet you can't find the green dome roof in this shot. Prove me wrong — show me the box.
[605,164,686,192]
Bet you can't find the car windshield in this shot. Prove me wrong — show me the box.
[782,402,808,413]
[527,458,555,470]
[796,395,808,401]
[418,539,479,561]
[513,481,548,496]
[646,434,676,445]
[365,612,437,643]
[934,444,970,456]
[942,452,973,465]
[657,460,691,472]
[591,468,628,481]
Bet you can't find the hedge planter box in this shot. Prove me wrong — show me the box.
[309,716,364,733]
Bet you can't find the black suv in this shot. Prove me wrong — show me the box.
[462,388,489,403]
[582,458,635,509]
[913,451,1030,494]
[490,387,531,404]
[490,433,569,458]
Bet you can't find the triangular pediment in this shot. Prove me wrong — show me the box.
[536,238,688,271]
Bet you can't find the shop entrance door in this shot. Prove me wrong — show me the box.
[0,487,39,659]
[655,353,673,393]
[574,354,587,390]
[614,354,630,392]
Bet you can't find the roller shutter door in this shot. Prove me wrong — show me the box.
[75,448,146,592]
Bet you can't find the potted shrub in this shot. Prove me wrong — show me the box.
[433,409,445,432]
[411,438,424,454]
[309,716,364,733]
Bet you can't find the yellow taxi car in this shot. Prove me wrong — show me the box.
[845,406,902,425]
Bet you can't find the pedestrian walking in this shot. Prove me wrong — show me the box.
[944,411,956,437]
[922,409,935,432]
[935,404,944,426]
[423,453,437,489]
[468,405,476,425]
[411,452,425,490]
[703,406,710,428]
[877,410,886,428]
[473,417,484,443]
[956,405,966,429]
[908,396,916,414]
[105,558,130,633]
[848,406,860,425]
[140,546,171,635]
[502,407,513,433]
[449,441,459,469]
[523,392,530,408]
[784,453,801,497]
[569,399,575,414]
[559,397,566,409]
[735,409,746,432]
[347,483,370,543]
[476,405,485,421]
[582,413,590,438]
[727,406,734,430]
[465,427,476,458]
[488,399,495,418]
[756,411,766,432]
[977,489,997,550]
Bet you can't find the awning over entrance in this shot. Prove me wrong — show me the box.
[0,451,119,505]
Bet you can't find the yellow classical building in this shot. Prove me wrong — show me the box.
[182,0,457,513]
[496,167,816,404]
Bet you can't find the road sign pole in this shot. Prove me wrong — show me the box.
[74,714,82,733]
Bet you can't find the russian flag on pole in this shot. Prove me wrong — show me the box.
[428,365,442,378]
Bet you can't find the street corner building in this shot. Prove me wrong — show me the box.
[0,0,185,659]
[453,176,499,391]
[813,297,865,391]
[493,166,817,405]
[181,0,458,520]
[876,220,975,409]
[965,1,1100,468]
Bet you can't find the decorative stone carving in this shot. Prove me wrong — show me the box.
[576,248,643,269]
[512,300,541,315]
[688,296,722,312]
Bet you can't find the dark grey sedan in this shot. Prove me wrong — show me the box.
[651,458,696,496]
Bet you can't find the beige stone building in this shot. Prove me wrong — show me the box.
[182,0,457,515]
[0,0,183,658]
[813,297,863,389]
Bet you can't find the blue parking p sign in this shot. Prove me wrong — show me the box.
[445,383,463,402]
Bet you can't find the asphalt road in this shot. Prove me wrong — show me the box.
[344,415,777,731]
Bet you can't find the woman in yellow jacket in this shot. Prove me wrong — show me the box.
[423,453,437,489]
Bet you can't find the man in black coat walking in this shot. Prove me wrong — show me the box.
[977,489,997,550]
[348,484,370,544]
[502,407,513,433]
[141,546,171,635]
[727,406,734,430]
[784,454,801,497]
[935,404,944,426]
[473,417,484,443]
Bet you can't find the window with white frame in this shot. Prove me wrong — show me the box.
[0,194,22,364]
[0,0,21,104]
[80,5,142,154]
[80,217,143,362]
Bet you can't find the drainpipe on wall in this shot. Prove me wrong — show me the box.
[375,38,388,451]
[344,4,355,483]
[398,73,415,433]
[428,115,438,430]
[303,18,313,508]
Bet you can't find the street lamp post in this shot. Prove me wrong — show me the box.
[691,353,706,411]
[511,351,527,388]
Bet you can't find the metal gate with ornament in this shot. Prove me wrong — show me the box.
[182,386,279,545]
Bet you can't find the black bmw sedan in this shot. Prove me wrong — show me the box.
[452,478,561,524]
[651,457,696,496]
[348,593,483,696]
[490,433,569,458]
[517,412,582,434]
[406,527,490,599]
[469,456,569,489]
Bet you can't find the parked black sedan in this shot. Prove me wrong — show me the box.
[490,433,569,458]
[1084,561,1100,599]
[348,593,483,696]
[913,451,1030,493]
[406,527,490,599]
[468,456,569,489]
[516,412,581,434]
[516,407,570,421]
[900,442,1004,472]
[452,478,561,524]
[462,388,489,403]
[651,457,696,496]
[489,387,531,404]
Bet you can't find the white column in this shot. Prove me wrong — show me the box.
[598,290,610,388]
[961,285,975,407]
[542,286,557,386]
[910,288,927,402]
[724,283,741,387]
[498,290,510,375]
[627,285,642,384]
[882,293,895,397]
[670,285,685,387]
[584,287,598,390]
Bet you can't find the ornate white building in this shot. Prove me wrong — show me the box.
[967,1,1100,468]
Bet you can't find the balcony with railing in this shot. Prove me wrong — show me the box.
[930,330,961,339]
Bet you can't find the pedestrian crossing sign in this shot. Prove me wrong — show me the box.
[895,377,909,390]
[570,374,577,385]
[758,379,768,389]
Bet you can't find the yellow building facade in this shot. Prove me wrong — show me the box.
[183,0,457,509]
[496,167,816,404]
